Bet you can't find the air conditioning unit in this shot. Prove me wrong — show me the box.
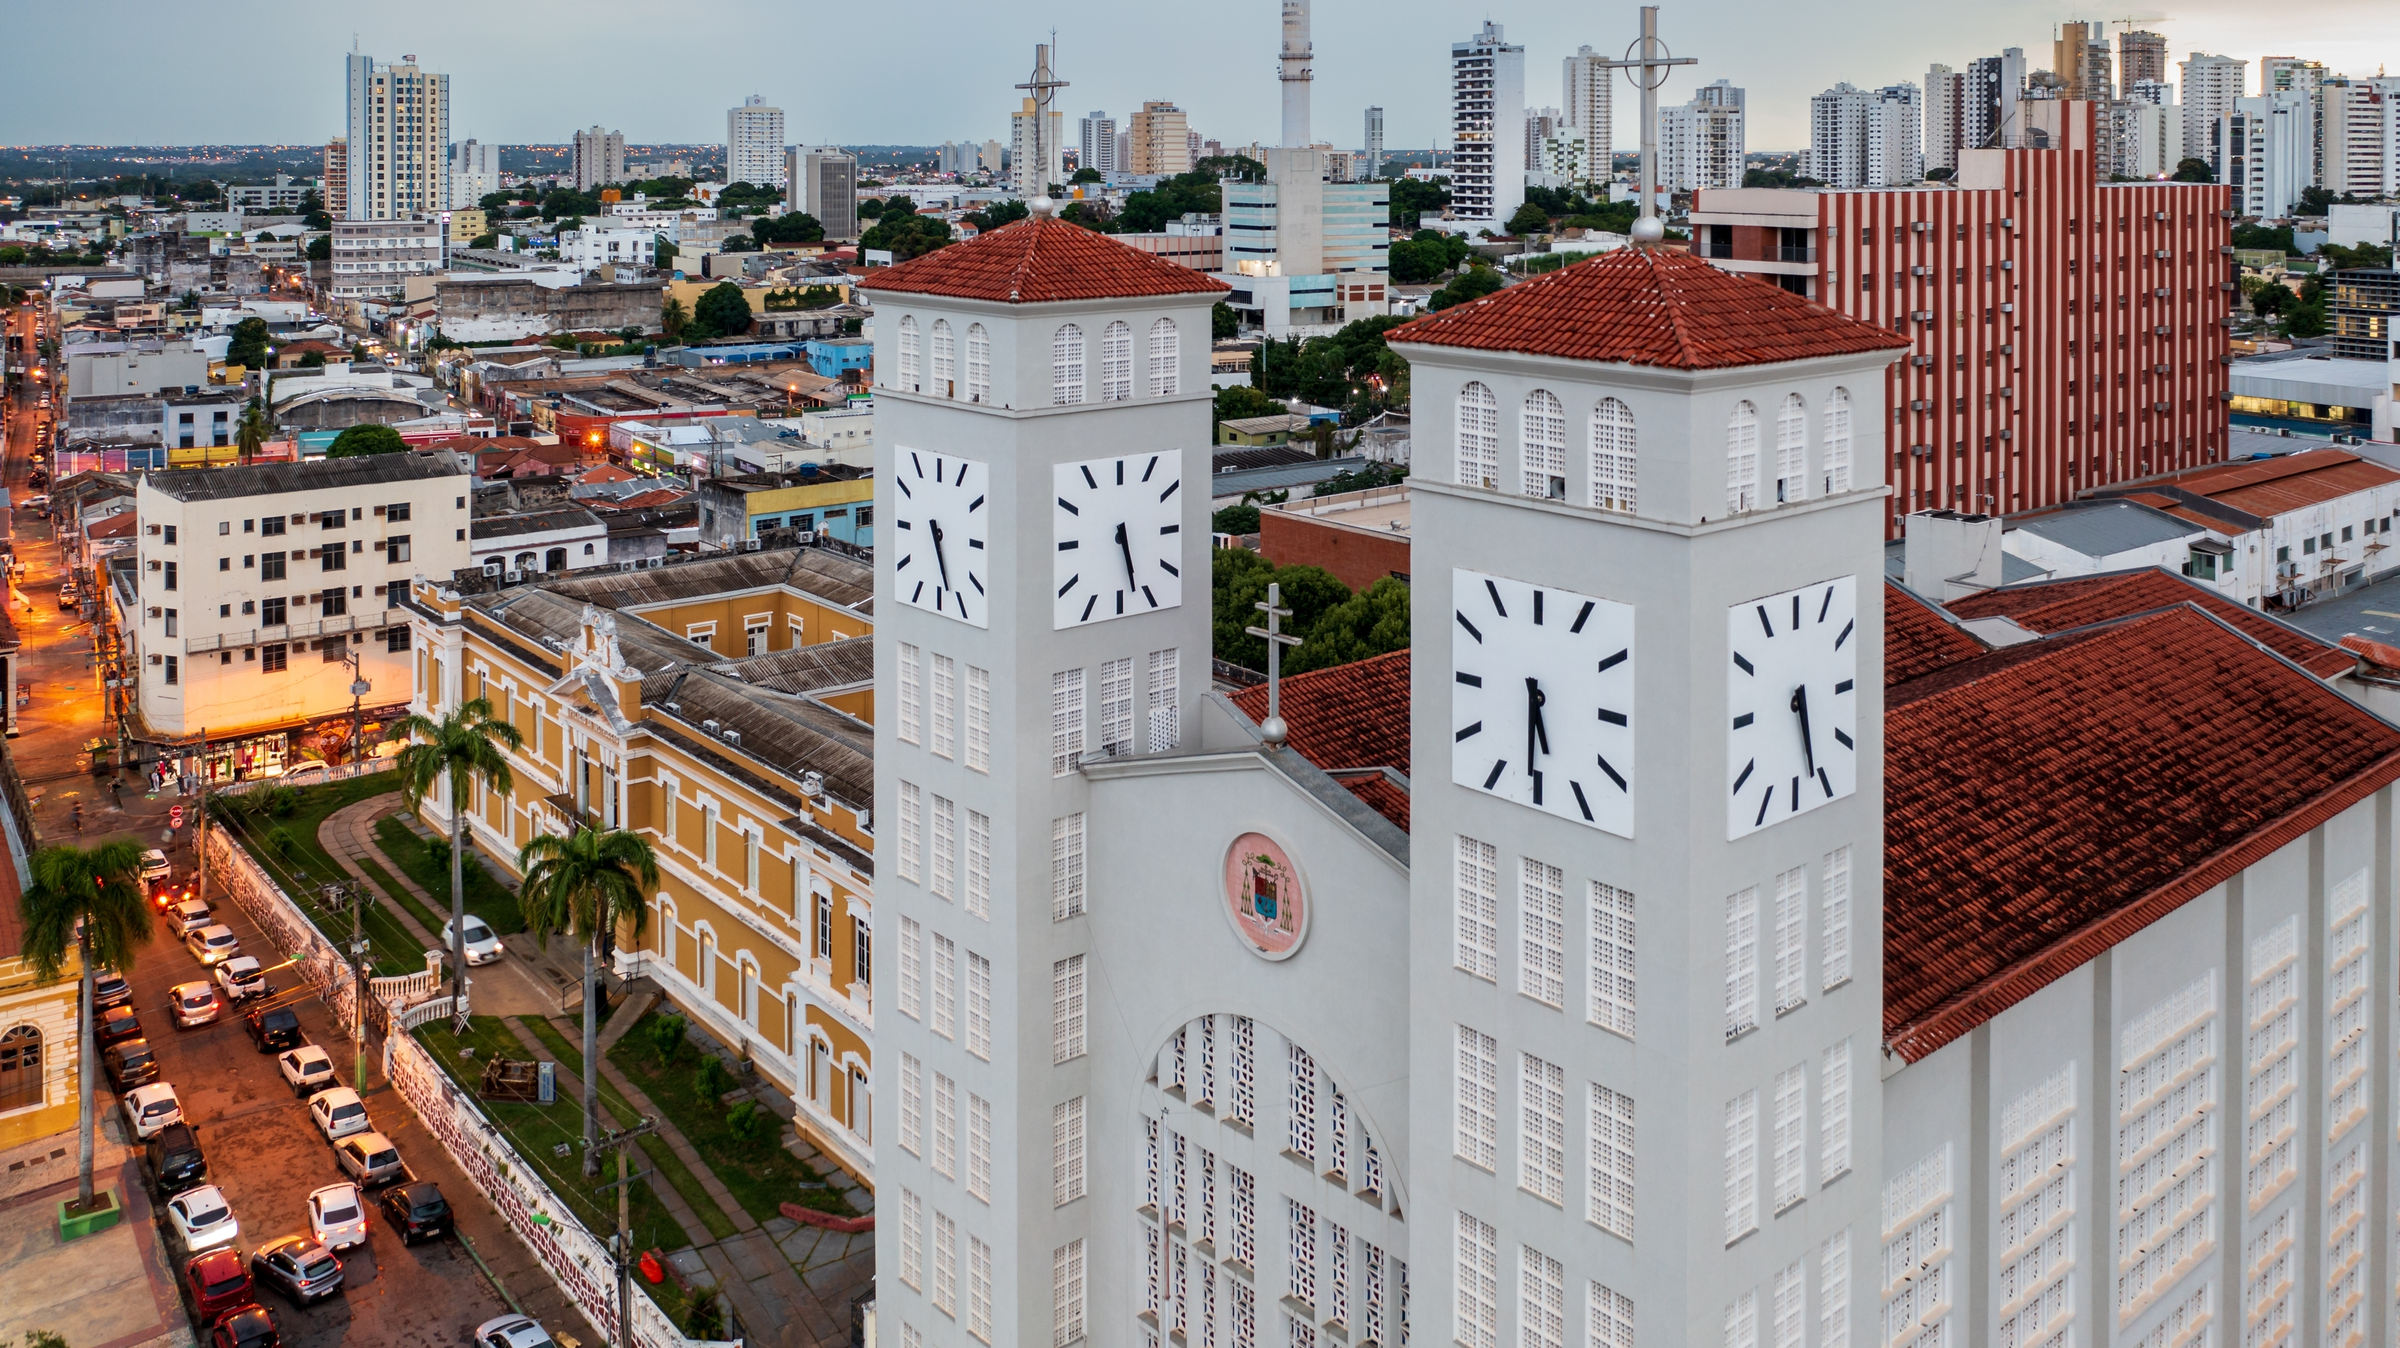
[147,606,161,618]
[147,559,161,570]
[796,530,817,545]
[2000,259,2014,270]
[724,730,742,747]
[701,719,721,734]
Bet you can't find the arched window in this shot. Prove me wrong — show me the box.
[0,1025,41,1113]
[965,323,991,404]
[513,551,536,572]
[1590,398,1636,513]
[739,957,761,1029]
[1053,323,1086,405]
[544,547,567,571]
[898,315,921,392]
[1726,401,1760,514]
[1148,317,1180,396]
[1521,390,1566,498]
[1456,381,1499,489]
[698,928,719,999]
[930,319,955,397]
[659,896,678,971]
[1822,388,1854,495]
[1774,393,1807,504]
[1101,320,1134,401]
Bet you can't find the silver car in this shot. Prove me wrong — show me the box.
[333,1132,404,1187]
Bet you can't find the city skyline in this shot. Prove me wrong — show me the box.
[2,0,2395,156]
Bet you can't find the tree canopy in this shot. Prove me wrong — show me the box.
[690,282,755,340]
[1246,315,1414,420]
[1428,263,1505,312]
[1389,228,1472,284]
[1210,549,1409,674]
[751,211,827,246]
[1506,199,1553,236]
[965,199,1029,233]
[225,316,270,370]
[860,204,953,261]
[327,423,407,458]
[1389,176,1452,228]
[1213,301,1239,340]
[2170,157,2215,183]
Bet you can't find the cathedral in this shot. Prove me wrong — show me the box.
[862,213,2400,1348]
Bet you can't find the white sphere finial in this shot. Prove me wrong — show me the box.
[1030,195,1057,219]
[1260,716,1289,746]
[1630,214,1666,247]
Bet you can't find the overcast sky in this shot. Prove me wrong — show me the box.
[3,0,2393,154]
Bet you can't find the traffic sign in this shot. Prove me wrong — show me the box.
[169,806,184,828]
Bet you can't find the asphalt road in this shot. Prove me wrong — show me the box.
[2280,569,2400,647]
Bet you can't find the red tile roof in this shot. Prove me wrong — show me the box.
[1883,580,1988,685]
[1330,769,1412,832]
[1944,568,2355,677]
[2145,449,2400,520]
[1229,651,1412,829]
[1386,246,1911,370]
[856,217,1230,305]
[1883,604,2400,1061]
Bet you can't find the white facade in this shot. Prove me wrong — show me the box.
[571,125,626,192]
[2320,78,2400,199]
[727,95,787,189]
[2182,53,2248,176]
[2107,99,2183,179]
[1963,48,2027,151]
[563,224,657,273]
[1079,112,1117,176]
[450,138,498,209]
[1366,105,1385,176]
[2261,55,2327,99]
[2223,92,2313,218]
[1561,47,1613,186]
[1660,81,1746,193]
[1451,22,1526,226]
[329,217,444,301]
[1923,64,1960,173]
[344,52,450,221]
[1808,82,1922,188]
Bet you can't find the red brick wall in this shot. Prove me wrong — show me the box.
[1258,512,1413,593]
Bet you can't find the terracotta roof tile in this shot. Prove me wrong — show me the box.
[1883,605,2400,1061]
[1945,568,2354,677]
[2147,449,2400,520]
[1229,650,1412,779]
[1386,247,1911,370]
[1883,580,1988,686]
[1330,769,1412,831]
[856,217,1230,305]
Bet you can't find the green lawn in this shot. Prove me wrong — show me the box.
[206,773,427,974]
[606,1010,855,1221]
[348,852,444,936]
[374,815,527,935]
[518,1014,738,1242]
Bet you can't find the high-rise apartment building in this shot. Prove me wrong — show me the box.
[1127,102,1192,176]
[1963,49,2027,151]
[2221,93,2313,217]
[1923,65,1963,174]
[981,140,1006,175]
[323,138,347,219]
[1450,22,1526,225]
[571,126,626,192]
[1009,45,1067,200]
[1659,80,1745,192]
[343,52,450,220]
[2319,78,2400,198]
[449,139,497,210]
[1524,106,1562,172]
[1365,106,1384,176]
[1693,100,2233,532]
[1561,44,1613,182]
[2180,54,2248,175]
[787,147,859,238]
[2104,98,2182,178]
[1807,82,1922,188]
[2261,56,2328,99]
[2055,20,2114,103]
[1079,112,1117,176]
[2118,29,2168,88]
[727,95,787,189]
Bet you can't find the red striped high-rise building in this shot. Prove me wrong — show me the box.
[1691,100,2236,534]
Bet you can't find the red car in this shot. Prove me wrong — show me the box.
[211,1304,280,1348]
[186,1248,253,1323]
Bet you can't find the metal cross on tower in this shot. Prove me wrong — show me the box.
[1598,6,1695,245]
[1015,40,1070,214]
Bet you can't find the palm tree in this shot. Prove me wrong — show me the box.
[17,841,153,1210]
[393,697,522,1029]
[661,296,689,342]
[517,826,656,1175]
[234,397,270,466]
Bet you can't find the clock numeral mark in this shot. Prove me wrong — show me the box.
[1142,586,1158,608]
[1732,713,1754,729]
[1056,496,1080,516]
[1790,777,1801,813]
[968,539,984,550]
[1733,652,1754,675]
[1114,460,1125,485]
[1595,648,1628,674]
[1160,523,1181,534]
[970,574,985,594]
[1530,769,1544,805]
[1159,560,1180,577]
[910,581,925,603]
[1834,679,1854,694]
[1818,768,1835,799]
[1455,721,1483,741]
[1792,594,1801,631]
[895,519,912,530]
[1081,465,1099,490]
[1570,600,1594,634]
[896,478,913,498]
[934,588,945,610]
[1756,605,1774,638]
[1455,672,1482,687]
[1158,479,1181,502]
[1731,758,1755,796]
[1142,455,1159,482]
[1834,728,1853,749]
[968,495,984,512]
[896,554,912,571]
[1818,586,1835,623]
[1080,595,1099,622]
[1596,708,1626,726]
[1058,573,1080,596]
[1485,579,1507,617]
[911,452,925,478]
[1456,611,1483,643]
[1834,619,1855,650]
[1482,759,1508,790]
[1058,540,1079,551]
[1570,781,1594,822]
[1532,591,1544,625]
[1594,755,1626,791]
[1755,784,1775,828]
[933,458,947,483]
[1115,590,1126,614]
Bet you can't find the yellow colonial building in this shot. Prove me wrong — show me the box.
[0,916,83,1153]
[404,548,878,1181]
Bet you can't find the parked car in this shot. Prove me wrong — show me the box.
[169,899,214,935]
[146,1122,209,1195]
[214,956,268,1002]
[248,1235,343,1306]
[210,1305,280,1348]
[123,1082,183,1139]
[154,876,196,912]
[376,1180,451,1243]
[439,915,505,965]
[104,1038,160,1091]
[185,1248,253,1323]
[139,848,172,882]
[306,1183,367,1251]
[279,762,329,786]
[169,982,221,1029]
[277,1045,336,1097]
[186,924,239,965]
[333,1132,403,1188]
[166,1184,241,1253]
[55,583,75,608]
[307,1087,370,1142]
[245,1006,303,1051]
[474,1315,558,1348]
[96,1004,143,1046]
[92,968,133,1008]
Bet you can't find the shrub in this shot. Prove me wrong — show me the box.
[725,1099,778,1148]
[644,1014,687,1066]
[695,1053,733,1100]
[680,1289,726,1339]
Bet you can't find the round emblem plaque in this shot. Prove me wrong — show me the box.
[1222,833,1307,960]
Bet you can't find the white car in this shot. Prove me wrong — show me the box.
[168,899,214,936]
[214,956,268,1002]
[307,1182,368,1251]
[279,1044,336,1097]
[309,1086,372,1142]
[474,1315,557,1348]
[440,916,504,965]
[168,981,220,1029]
[140,848,172,882]
[166,1185,240,1253]
[123,1082,182,1139]
[280,761,329,785]
[185,924,239,965]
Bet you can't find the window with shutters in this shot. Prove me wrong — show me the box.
[1723,1090,1759,1243]
[932,935,957,1039]
[898,782,923,883]
[901,1189,924,1288]
[1052,954,1086,1062]
[966,953,992,1060]
[1230,1165,1258,1268]
[898,643,922,743]
[1455,836,1500,981]
[1327,1084,1349,1182]
[1098,656,1134,758]
[966,810,991,919]
[930,794,956,900]
[1455,1026,1499,1170]
[1879,1146,1953,1347]
[899,316,921,390]
[930,319,955,394]
[932,1073,957,1177]
[1195,1143,1217,1246]
[1147,647,1179,751]
[1519,858,1566,1007]
[1771,1064,1807,1213]
[1522,389,1567,498]
[1588,1084,1634,1240]
[1053,323,1085,404]
[1149,317,1180,396]
[1361,1240,1389,1345]
[1727,400,1760,513]
[900,1052,923,1156]
[1821,845,1853,990]
[1589,1282,1635,1348]
[967,1093,992,1200]
[2115,974,2217,1318]
[1823,388,1854,494]
[1724,1290,1758,1348]
[965,323,991,404]
[1230,1016,1256,1123]
[1774,393,1808,503]
[1171,1131,1188,1229]
[1520,1245,1564,1348]
[1590,397,1636,513]
[1287,1199,1317,1306]
[1519,1053,1565,1206]
[932,1209,957,1313]
[1819,1230,1850,1348]
[1993,1065,2075,1348]
[968,1235,993,1341]
[1232,1277,1257,1348]
[1201,1261,1219,1348]
[1456,381,1499,489]
[1726,886,1761,1040]
[964,664,991,771]
[1053,1239,1086,1347]
[1172,1240,1190,1339]
[1145,1113,1163,1211]
[1052,813,1086,919]
[1052,1096,1086,1205]
[1144,1221,1163,1322]
[899,917,923,1018]
[1051,668,1085,775]
[1288,1043,1317,1162]
[1772,866,1807,1015]
[1770,1260,1806,1348]
[1820,1038,1854,1183]
[1102,320,1134,400]
[931,653,956,757]
[1455,1212,1499,1348]
[1588,880,1635,1038]
[2246,918,2298,1209]
[1195,1014,1216,1109]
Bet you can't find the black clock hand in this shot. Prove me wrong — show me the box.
[929,519,953,590]
[1525,677,1550,774]
[1115,521,1136,587]
[1790,684,1816,779]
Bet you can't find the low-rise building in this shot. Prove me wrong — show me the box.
[1257,483,1414,590]
[695,468,875,550]
[563,224,659,274]
[330,217,444,304]
[471,507,610,576]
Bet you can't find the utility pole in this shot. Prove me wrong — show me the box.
[325,880,371,1092]
[592,1117,662,1348]
[192,729,210,910]
[344,651,370,770]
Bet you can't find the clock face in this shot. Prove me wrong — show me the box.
[1726,575,1859,840]
[1449,568,1636,836]
[1053,452,1185,628]
[891,448,990,627]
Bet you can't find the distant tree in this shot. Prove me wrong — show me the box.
[859,207,952,262]
[298,351,326,369]
[1285,576,1410,674]
[2298,186,2336,216]
[2250,282,2291,317]
[1924,167,1956,182]
[1214,384,1283,425]
[1388,176,1452,228]
[328,423,406,457]
[964,199,1029,232]
[1505,200,1552,236]
[1070,167,1106,184]
[1312,461,1406,497]
[691,282,754,339]
[2283,298,2328,338]
[1211,550,1351,671]
[1194,154,1268,182]
[2171,156,2215,183]
[468,232,499,250]
[541,187,601,220]
[1428,263,1504,311]
[2232,223,2297,254]
[857,197,886,221]
[478,191,516,213]
[752,211,826,246]
[2318,240,2394,271]
[305,235,331,261]
[661,297,689,341]
[1213,300,1239,340]
[225,316,270,370]
[1211,503,1262,535]
[300,189,331,230]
